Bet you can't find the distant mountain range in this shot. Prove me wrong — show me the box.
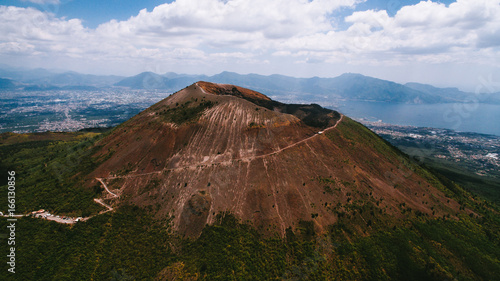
[0,67,124,88]
[112,71,500,104]
[404,82,477,102]
[1,66,499,104]
[0,78,18,89]
[115,71,438,103]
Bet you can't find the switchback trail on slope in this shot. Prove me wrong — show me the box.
[20,108,343,224]
[99,114,344,181]
[96,177,118,197]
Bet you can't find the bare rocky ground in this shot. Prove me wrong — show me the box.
[82,82,465,237]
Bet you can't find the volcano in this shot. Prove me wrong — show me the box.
[88,82,462,237]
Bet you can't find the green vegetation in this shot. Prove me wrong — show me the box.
[158,100,214,125]
[370,125,500,205]
[0,205,174,280]
[317,176,339,194]
[329,118,489,206]
[0,132,109,216]
[417,157,500,205]
[332,117,403,160]
[0,120,499,280]
[329,216,500,280]
[1,207,499,280]
[247,121,264,129]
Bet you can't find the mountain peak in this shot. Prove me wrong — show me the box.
[86,83,462,237]
[196,81,271,101]
[338,72,366,78]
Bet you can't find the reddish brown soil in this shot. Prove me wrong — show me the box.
[197,81,271,101]
[87,83,462,237]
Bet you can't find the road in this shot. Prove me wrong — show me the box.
[4,176,119,225]
[103,113,344,180]
[96,177,118,197]
[14,109,343,225]
[251,114,343,160]
[94,198,113,212]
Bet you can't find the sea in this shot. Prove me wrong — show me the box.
[331,102,500,137]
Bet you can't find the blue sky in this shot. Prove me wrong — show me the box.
[10,0,168,28]
[1,0,499,91]
[11,0,456,28]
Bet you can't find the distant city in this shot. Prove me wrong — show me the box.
[1,89,168,133]
[2,86,499,182]
[365,121,500,180]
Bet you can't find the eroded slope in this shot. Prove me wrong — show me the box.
[88,82,464,237]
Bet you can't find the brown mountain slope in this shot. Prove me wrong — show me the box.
[88,82,462,237]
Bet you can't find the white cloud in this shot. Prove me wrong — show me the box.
[0,0,361,69]
[94,0,360,51]
[0,42,36,55]
[0,6,88,56]
[0,0,499,85]
[281,0,500,66]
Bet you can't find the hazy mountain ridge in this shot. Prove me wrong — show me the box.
[405,82,500,104]
[0,67,124,88]
[3,67,500,104]
[0,77,18,89]
[28,71,124,87]
[114,71,208,90]
[115,71,500,104]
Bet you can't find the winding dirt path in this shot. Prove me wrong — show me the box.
[20,105,343,225]
[252,114,343,159]
[196,82,208,94]
[101,114,344,181]
[96,177,118,197]
[93,198,113,212]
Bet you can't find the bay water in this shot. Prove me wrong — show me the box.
[332,101,500,136]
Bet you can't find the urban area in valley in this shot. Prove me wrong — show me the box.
[0,89,167,133]
[364,121,500,179]
[2,88,498,181]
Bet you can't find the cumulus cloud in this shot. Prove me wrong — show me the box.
[94,0,360,50]
[0,0,360,64]
[0,42,36,55]
[0,0,499,76]
[281,0,500,65]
